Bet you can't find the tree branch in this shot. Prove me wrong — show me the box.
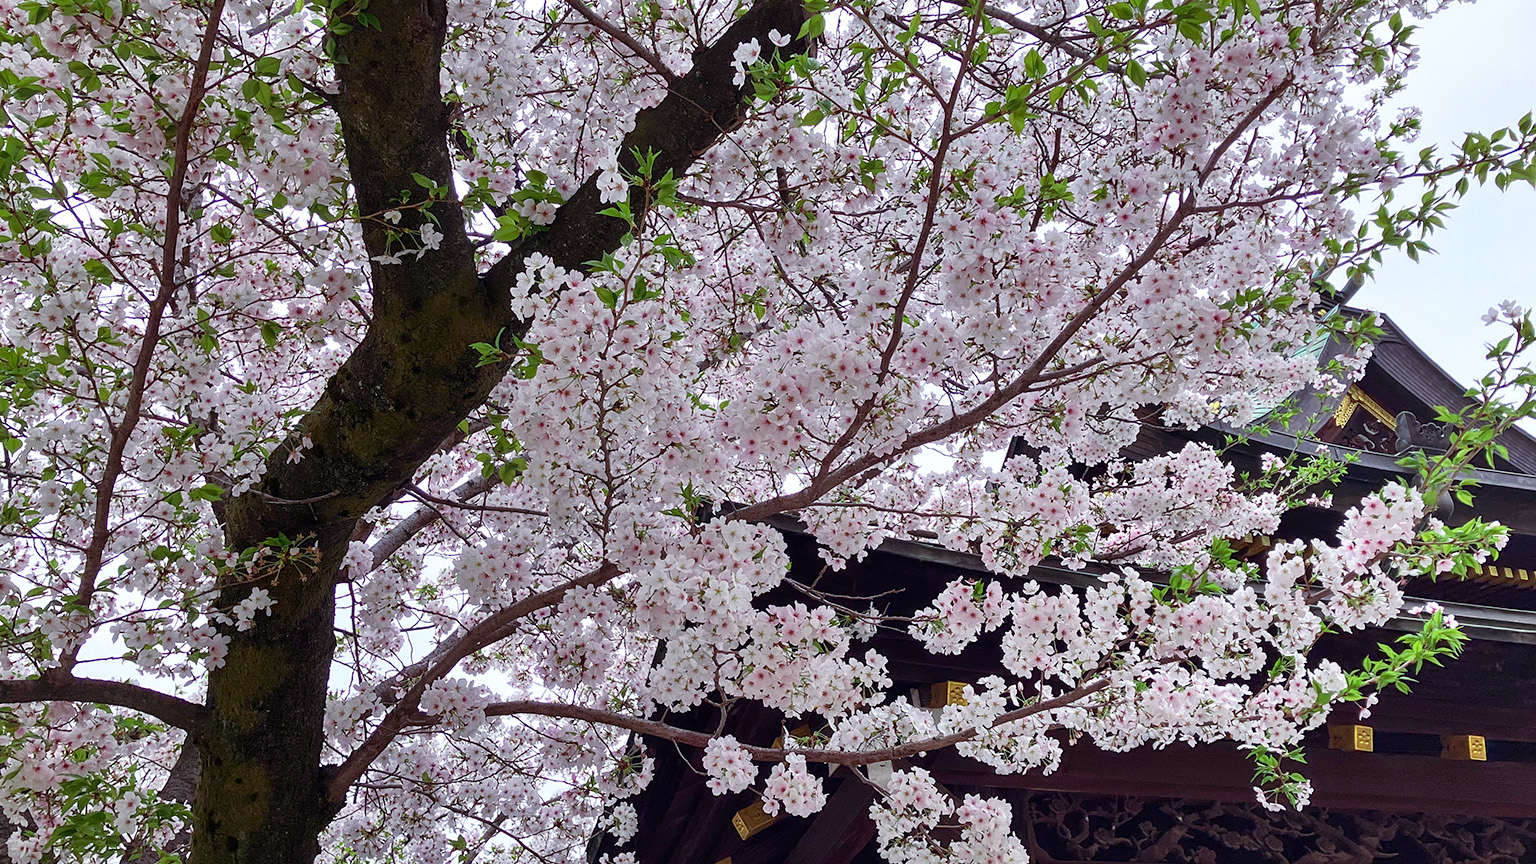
[325,561,622,803]
[724,73,1298,526]
[482,0,810,291]
[938,0,1096,61]
[70,0,228,660]
[564,0,681,85]
[0,670,208,734]
[483,678,1110,765]
[403,482,548,518]
[362,473,499,576]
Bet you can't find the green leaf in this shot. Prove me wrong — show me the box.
[1126,59,1147,88]
[492,214,525,243]
[1023,48,1046,79]
[190,483,224,502]
[83,258,113,283]
[799,12,824,40]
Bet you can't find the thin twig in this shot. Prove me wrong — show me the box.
[404,483,548,518]
[364,473,500,575]
[326,561,622,803]
[69,0,228,665]
[564,0,681,85]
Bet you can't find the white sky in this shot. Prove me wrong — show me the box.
[1354,0,1536,388]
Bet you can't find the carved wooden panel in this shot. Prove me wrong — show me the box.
[1017,791,1536,864]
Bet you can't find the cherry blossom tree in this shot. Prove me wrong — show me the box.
[0,0,1534,862]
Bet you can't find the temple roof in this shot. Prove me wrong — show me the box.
[1277,309,1536,473]
[1152,307,1536,606]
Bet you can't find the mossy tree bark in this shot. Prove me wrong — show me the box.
[186,1,808,862]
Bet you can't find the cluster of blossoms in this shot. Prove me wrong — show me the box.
[913,580,1010,654]
[0,0,1531,861]
[1484,300,1526,324]
[702,736,758,794]
[868,768,1031,864]
[760,754,826,817]
[0,703,185,862]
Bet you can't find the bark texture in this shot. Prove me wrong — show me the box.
[187,1,808,862]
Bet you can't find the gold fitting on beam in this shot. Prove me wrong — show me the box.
[732,802,781,840]
[1441,734,1487,761]
[1328,724,1373,753]
[771,724,814,750]
[931,681,969,708]
[1332,385,1395,428]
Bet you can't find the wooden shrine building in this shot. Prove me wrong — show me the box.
[603,312,1536,864]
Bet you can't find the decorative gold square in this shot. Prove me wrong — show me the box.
[732,802,780,839]
[1441,734,1487,761]
[931,681,968,707]
[1328,724,1373,752]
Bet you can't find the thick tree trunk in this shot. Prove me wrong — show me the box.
[189,1,501,858]
[189,537,348,864]
[186,0,807,860]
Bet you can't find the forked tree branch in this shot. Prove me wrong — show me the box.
[481,0,810,292]
[326,0,812,804]
[326,561,622,803]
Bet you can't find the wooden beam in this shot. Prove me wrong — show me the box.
[1363,698,1536,743]
[780,778,878,864]
[927,741,1536,818]
[1441,734,1488,761]
[1332,385,1397,428]
[931,681,969,708]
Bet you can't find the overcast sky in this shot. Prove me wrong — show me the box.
[1353,0,1536,390]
